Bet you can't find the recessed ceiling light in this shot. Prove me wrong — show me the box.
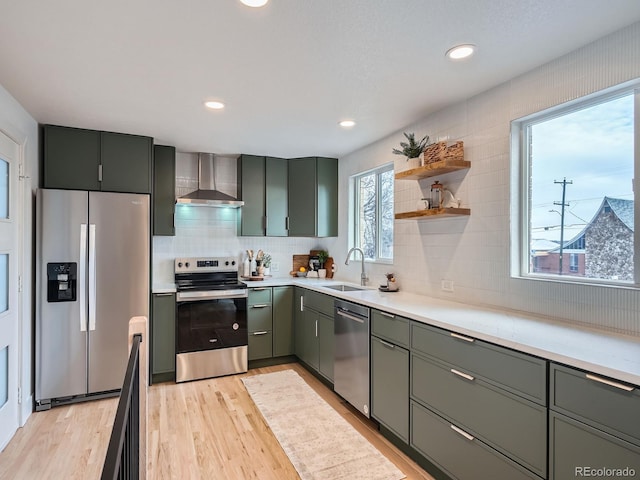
[204,101,225,110]
[339,120,356,128]
[446,44,476,60]
[240,0,268,7]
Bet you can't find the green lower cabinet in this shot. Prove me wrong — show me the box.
[248,331,273,361]
[371,335,409,443]
[296,308,320,370]
[151,293,176,382]
[549,411,640,480]
[273,286,294,356]
[411,353,547,477]
[411,401,542,480]
[318,312,334,382]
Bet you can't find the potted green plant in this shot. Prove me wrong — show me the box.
[392,132,430,170]
[262,253,272,276]
[317,250,329,278]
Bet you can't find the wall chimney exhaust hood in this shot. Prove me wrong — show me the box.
[176,153,244,207]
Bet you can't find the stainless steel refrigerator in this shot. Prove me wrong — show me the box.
[35,189,149,410]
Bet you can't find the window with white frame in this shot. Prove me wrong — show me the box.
[513,84,638,285]
[351,163,394,262]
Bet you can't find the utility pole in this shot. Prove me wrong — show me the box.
[554,178,573,275]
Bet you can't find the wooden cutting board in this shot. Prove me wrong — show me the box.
[291,254,310,276]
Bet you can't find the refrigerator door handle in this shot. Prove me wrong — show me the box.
[79,224,88,332]
[88,224,97,331]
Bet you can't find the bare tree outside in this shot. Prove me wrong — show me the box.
[355,165,394,261]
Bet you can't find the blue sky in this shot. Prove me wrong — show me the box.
[530,93,634,243]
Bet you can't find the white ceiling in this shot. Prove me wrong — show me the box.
[1,1,640,158]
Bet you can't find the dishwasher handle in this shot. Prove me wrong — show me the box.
[336,308,366,324]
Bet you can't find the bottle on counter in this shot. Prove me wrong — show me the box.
[243,257,251,277]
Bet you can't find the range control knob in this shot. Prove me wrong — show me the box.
[185,262,190,268]
[225,261,230,266]
[177,262,183,268]
[231,260,236,266]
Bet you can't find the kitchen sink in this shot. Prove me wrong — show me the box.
[323,284,365,292]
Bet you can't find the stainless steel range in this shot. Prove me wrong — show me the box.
[174,257,248,382]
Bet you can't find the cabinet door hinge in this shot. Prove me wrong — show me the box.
[18,275,23,293]
[17,387,22,404]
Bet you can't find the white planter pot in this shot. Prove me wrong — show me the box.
[395,155,421,172]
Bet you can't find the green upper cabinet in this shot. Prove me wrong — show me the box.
[100,131,152,193]
[238,154,336,237]
[238,154,266,236]
[43,124,153,194]
[265,157,288,236]
[153,145,175,236]
[43,125,101,191]
[288,157,338,237]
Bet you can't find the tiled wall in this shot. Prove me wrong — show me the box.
[330,22,640,336]
[152,205,322,283]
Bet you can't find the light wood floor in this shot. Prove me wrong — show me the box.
[0,363,434,480]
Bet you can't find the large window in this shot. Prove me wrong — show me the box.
[513,84,638,286]
[352,164,394,262]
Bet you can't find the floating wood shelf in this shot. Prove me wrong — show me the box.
[394,158,470,180]
[395,207,471,220]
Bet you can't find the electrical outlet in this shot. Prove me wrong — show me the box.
[271,262,280,272]
[441,279,454,292]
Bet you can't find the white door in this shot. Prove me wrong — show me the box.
[0,130,20,450]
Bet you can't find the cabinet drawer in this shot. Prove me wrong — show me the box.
[549,411,640,480]
[550,363,640,445]
[371,336,409,442]
[411,401,542,480]
[411,353,546,476]
[304,289,334,316]
[248,304,272,332]
[248,287,272,305]
[248,331,272,361]
[411,323,547,404]
[371,310,410,348]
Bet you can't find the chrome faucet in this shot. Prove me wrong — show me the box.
[345,247,368,286]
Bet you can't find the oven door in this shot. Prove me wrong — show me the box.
[176,289,248,354]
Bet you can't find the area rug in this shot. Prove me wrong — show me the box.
[242,369,406,480]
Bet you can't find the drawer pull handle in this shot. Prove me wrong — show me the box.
[154,293,173,297]
[450,332,475,343]
[450,424,475,441]
[586,374,635,392]
[380,311,396,319]
[451,368,475,382]
[252,331,269,336]
[252,288,267,291]
[251,304,269,308]
[379,339,396,349]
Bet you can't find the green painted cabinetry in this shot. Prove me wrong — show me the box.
[43,124,152,193]
[248,286,294,361]
[238,155,266,236]
[371,335,409,442]
[248,287,273,361]
[151,293,176,383]
[548,363,640,480]
[288,157,338,237]
[266,157,289,236]
[153,145,175,236]
[273,286,294,356]
[294,288,335,382]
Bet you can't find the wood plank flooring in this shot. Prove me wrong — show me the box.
[0,363,434,480]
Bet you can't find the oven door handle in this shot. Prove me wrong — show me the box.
[177,289,248,302]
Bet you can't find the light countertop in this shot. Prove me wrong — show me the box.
[156,276,640,386]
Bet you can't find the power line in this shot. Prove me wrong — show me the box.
[554,178,573,275]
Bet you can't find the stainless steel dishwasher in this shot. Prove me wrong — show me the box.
[334,299,371,417]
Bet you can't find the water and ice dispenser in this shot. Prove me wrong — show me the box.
[46,262,77,302]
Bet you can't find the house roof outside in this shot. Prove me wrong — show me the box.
[532,197,634,254]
